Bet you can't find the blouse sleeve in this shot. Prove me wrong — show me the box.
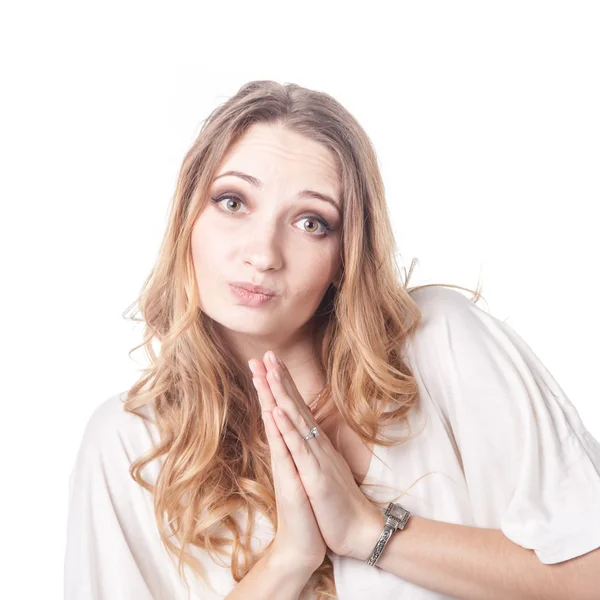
[64,395,176,599]
[406,287,600,565]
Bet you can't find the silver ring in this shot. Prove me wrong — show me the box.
[303,426,319,442]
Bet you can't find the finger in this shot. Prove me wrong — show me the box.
[251,373,277,413]
[262,410,305,495]
[272,406,321,475]
[249,358,281,412]
[259,352,308,415]
[252,377,277,418]
[264,361,318,432]
[260,351,336,458]
[263,410,291,461]
[266,366,334,461]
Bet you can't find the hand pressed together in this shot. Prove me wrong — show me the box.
[249,350,382,563]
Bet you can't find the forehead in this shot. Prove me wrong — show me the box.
[219,123,341,192]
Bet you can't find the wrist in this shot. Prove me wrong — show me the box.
[347,504,385,561]
[265,548,321,579]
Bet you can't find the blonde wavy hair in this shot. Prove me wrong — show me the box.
[122,80,484,599]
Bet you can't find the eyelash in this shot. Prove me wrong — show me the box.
[210,194,334,237]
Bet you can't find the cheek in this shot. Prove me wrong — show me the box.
[289,249,338,295]
[190,220,206,271]
[191,215,227,270]
[294,241,340,279]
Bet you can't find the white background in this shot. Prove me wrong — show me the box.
[1,1,598,597]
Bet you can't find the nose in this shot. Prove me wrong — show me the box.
[241,217,283,272]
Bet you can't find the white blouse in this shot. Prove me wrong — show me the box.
[64,286,600,599]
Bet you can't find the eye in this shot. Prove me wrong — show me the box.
[209,194,334,237]
[211,194,246,214]
[295,216,332,236]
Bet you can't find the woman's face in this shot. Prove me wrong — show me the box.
[191,122,342,342]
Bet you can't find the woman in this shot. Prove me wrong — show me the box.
[64,80,600,599]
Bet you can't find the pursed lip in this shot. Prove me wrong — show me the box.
[229,281,277,296]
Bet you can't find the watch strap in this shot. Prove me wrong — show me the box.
[365,502,411,567]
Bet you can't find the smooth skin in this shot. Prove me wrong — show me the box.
[191,121,381,570]
[253,365,327,574]
[191,122,342,416]
[250,350,382,567]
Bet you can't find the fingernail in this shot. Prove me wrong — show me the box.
[248,360,258,375]
[274,369,281,381]
[268,351,278,366]
[252,377,259,389]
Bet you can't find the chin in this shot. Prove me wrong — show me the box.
[209,309,282,334]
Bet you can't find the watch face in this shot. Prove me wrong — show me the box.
[385,502,410,528]
[386,503,407,519]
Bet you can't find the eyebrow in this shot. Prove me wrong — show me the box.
[213,170,341,212]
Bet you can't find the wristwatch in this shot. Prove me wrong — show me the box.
[365,502,411,567]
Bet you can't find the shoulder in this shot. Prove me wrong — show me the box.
[404,285,551,405]
[407,285,488,341]
[76,392,159,465]
[408,284,473,307]
[404,285,508,386]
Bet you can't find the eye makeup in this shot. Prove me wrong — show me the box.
[209,193,335,237]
